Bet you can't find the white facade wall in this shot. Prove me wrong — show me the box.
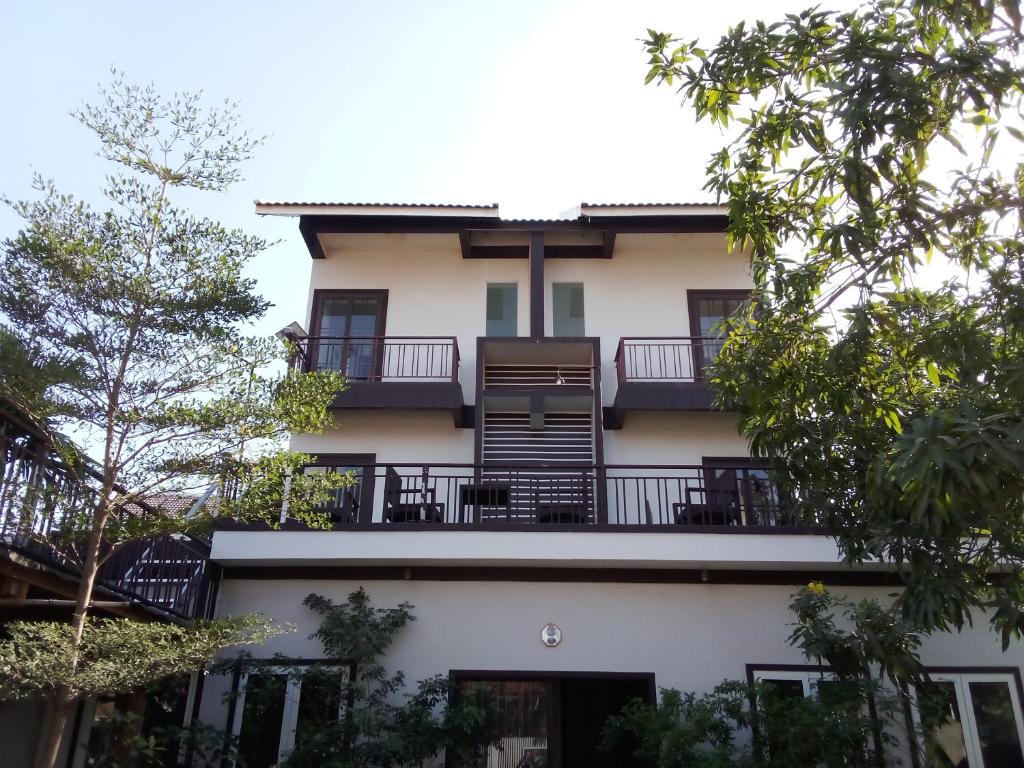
[199,578,1024,747]
[307,231,751,407]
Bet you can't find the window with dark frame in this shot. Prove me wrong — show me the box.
[486,283,518,337]
[687,289,750,375]
[552,282,585,336]
[309,290,388,378]
[302,454,376,525]
[231,662,351,768]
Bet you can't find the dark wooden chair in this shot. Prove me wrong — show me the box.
[674,485,741,526]
[534,474,592,524]
[383,466,444,523]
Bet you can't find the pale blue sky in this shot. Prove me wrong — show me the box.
[1,0,842,335]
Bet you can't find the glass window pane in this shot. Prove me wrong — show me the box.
[238,673,288,768]
[919,681,970,768]
[969,681,1024,768]
[553,283,585,336]
[460,679,550,768]
[486,284,517,337]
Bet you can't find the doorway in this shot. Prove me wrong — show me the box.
[451,672,654,768]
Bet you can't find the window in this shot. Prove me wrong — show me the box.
[303,454,376,525]
[486,283,518,337]
[913,671,1024,768]
[552,282,585,336]
[687,290,749,373]
[310,290,388,377]
[700,458,782,527]
[231,663,350,768]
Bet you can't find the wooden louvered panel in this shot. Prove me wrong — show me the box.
[484,364,591,387]
[483,413,593,465]
[482,411,595,521]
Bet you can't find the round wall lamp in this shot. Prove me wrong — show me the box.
[541,623,562,647]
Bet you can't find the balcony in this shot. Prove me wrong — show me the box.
[288,335,466,422]
[0,413,216,621]
[232,462,809,533]
[606,337,721,427]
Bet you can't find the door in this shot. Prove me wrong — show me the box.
[311,290,387,378]
[454,674,653,768]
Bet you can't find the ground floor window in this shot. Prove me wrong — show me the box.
[452,672,653,768]
[913,670,1024,768]
[230,662,349,768]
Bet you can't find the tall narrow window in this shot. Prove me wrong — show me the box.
[553,282,585,336]
[486,283,518,337]
[310,290,387,378]
[687,290,749,375]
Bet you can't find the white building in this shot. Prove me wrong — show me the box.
[200,202,1024,768]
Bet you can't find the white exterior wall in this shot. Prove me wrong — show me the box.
[298,231,753,467]
[307,231,751,407]
[199,578,1024,746]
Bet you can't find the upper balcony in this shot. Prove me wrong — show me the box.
[0,412,216,622]
[287,335,468,424]
[606,337,722,427]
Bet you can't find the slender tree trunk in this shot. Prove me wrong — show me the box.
[32,514,107,768]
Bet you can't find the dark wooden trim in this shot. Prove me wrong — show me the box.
[215,519,823,535]
[529,231,544,338]
[330,381,464,412]
[295,213,728,261]
[474,338,485,465]
[612,381,716,414]
[458,230,471,260]
[592,339,607,525]
[543,244,606,259]
[299,216,326,260]
[220,565,904,586]
[469,245,529,259]
[602,230,616,259]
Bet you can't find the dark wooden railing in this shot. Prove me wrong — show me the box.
[0,413,216,621]
[616,337,723,383]
[286,462,809,531]
[288,335,460,382]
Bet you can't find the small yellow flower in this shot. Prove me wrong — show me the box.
[807,581,826,595]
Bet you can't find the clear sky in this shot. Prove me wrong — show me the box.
[2,0,854,336]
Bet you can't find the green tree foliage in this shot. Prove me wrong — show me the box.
[0,73,347,768]
[251,589,499,768]
[643,1,1024,643]
[0,616,276,701]
[602,585,909,767]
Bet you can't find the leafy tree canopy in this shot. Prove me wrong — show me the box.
[644,0,1024,644]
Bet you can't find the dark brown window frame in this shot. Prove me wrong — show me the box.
[446,670,656,768]
[309,289,389,379]
[303,453,377,526]
[686,289,751,377]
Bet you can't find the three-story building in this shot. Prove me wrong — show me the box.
[200,202,1024,768]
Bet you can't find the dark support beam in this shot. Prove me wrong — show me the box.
[530,231,544,338]
[458,231,472,260]
[602,230,616,259]
[299,217,326,259]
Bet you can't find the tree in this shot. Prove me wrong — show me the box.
[643,1,1024,643]
[0,74,348,768]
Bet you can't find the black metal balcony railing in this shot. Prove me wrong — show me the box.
[0,414,216,621]
[616,337,723,383]
[294,463,807,531]
[288,336,460,382]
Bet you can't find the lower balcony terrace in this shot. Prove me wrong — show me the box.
[267,462,813,533]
